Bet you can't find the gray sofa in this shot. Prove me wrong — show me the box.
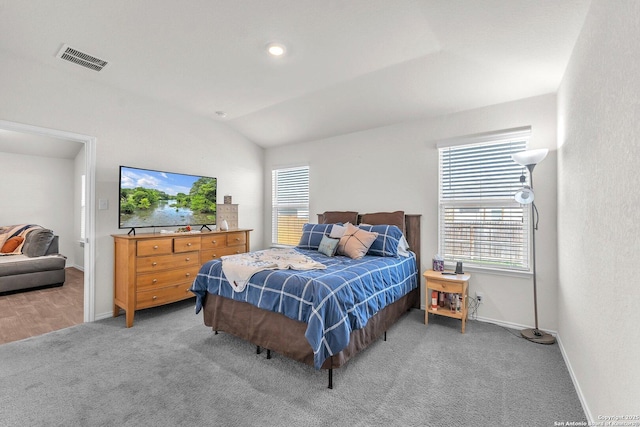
[0,228,67,294]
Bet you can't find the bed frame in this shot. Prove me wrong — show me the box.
[202,211,421,388]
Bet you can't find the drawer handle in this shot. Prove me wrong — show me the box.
[185,257,190,261]
[212,254,217,258]
[152,279,157,283]
[152,262,157,266]
[185,273,190,277]
[187,243,192,246]
[235,250,240,254]
[152,295,157,300]
[153,245,158,249]
[235,237,240,241]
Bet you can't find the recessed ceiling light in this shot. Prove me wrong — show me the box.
[266,43,286,57]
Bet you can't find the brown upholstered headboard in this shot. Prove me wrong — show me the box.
[317,211,421,273]
[317,211,359,225]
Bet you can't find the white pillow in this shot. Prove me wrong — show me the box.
[329,223,347,238]
[397,235,410,257]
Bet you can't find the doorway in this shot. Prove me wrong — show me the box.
[0,119,96,323]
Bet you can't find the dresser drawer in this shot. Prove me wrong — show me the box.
[137,239,173,256]
[226,232,246,246]
[136,266,200,291]
[201,246,245,261]
[136,252,200,273]
[201,234,227,249]
[427,279,463,293]
[218,204,238,214]
[173,236,201,253]
[136,282,193,309]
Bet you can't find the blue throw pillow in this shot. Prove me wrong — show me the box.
[357,224,404,257]
[318,235,340,257]
[297,223,336,250]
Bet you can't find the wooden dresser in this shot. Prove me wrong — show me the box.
[112,229,251,327]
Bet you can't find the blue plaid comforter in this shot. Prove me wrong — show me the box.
[190,249,417,369]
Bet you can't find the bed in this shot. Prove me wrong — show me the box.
[190,210,421,388]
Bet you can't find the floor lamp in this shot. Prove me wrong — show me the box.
[512,148,555,345]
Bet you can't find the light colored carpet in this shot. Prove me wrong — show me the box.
[0,300,585,426]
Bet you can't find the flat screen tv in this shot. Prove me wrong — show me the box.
[119,165,216,233]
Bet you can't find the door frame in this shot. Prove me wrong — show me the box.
[0,119,96,322]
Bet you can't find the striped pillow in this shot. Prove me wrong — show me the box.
[297,223,336,250]
[357,224,404,257]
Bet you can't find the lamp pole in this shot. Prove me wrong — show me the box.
[529,166,539,334]
[512,148,555,345]
[520,163,555,345]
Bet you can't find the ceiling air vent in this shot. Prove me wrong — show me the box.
[56,44,108,72]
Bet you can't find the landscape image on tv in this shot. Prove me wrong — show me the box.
[119,166,216,229]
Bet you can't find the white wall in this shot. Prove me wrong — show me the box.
[265,93,559,331]
[0,51,264,319]
[557,0,640,418]
[0,151,75,266]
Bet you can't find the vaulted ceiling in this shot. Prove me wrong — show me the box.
[0,0,591,147]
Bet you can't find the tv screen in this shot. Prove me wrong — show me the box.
[119,166,217,230]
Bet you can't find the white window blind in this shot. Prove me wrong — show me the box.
[438,133,530,271]
[272,166,309,246]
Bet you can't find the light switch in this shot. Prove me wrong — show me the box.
[98,199,109,210]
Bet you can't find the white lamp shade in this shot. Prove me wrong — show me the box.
[515,186,535,204]
[512,149,549,166]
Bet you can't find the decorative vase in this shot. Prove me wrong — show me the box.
[220,220,229,231]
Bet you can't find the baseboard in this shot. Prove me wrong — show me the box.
[556,334,592,423]
[69,264,84,272]
[474,315,558,336]
[419,304,559,335]
[94,311,113,321]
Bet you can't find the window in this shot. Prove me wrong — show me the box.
[271,166,309,246]
[438,129,530,272]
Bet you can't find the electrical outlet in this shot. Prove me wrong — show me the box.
[476,292,484,303]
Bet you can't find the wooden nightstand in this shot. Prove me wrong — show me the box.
[424,269,470,333]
